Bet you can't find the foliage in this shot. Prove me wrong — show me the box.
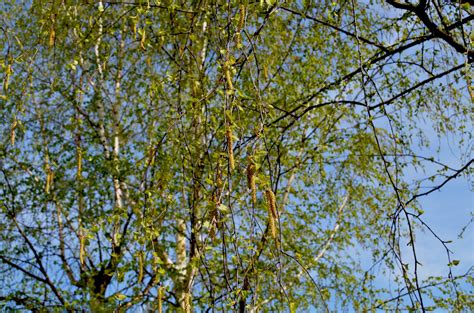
[0,0,472,311]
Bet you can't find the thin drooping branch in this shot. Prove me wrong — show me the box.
[268,14,474,127]
[368,63,467,111]
[405,159,473,207]
[280,6,388,51]
[373,268,473,310]
[10,216,66,306]
[0,256,49,285]
[351,1,425,309]
[386,0,472,57]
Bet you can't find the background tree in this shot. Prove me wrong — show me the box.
[1,0,472,311]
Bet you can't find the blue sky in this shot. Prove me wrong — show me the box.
[368,117,474,310]
[404,117,473,281]
[414,175,473,280]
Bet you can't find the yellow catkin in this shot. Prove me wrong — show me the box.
[79,233,85,266]
[140,28,146,51]
[49,27,55,47]
[265,189,278,240]
[137,251,144,284]
[225,64,234,92]
[265,189,278,219]
[238,4,246,31]
[235,5,245,48]
[49,13,56,48]
[157,286,163,313]
[235,33,242,48]
[268,212,277,239]
[247,161,257,204]
[10,130,15,146]
[10,119,17,146]
[226,126,235,171]
[4,64,12,92]
[263,63,269,80]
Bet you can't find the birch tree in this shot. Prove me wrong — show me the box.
[1,0,472,311]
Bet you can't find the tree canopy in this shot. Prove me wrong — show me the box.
[0,0,472,311]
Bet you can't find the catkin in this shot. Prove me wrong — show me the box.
[235,33,242,48]
[49,14,56,48]
[265,189,278,240]
[235,5,246,48]
[137,251,144,284]
[265,189,278,219]
[268,212,277,239]
[238,5,246,31]
[247,161,257,204]
[79,233,85,266]
[49,27,55,47]
[10,119,17,146]
[225,64,234,92]
[140,29,146,50]
[226,125,235,171]
[3,64,11,92]
[157,286,163,313]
